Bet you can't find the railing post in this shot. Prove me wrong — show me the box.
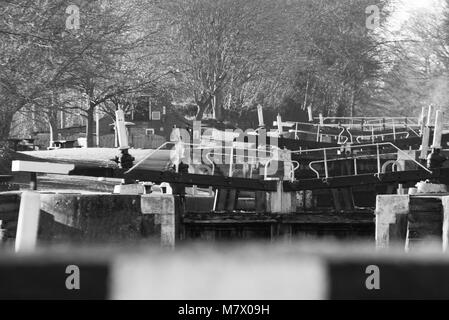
[228,146,234,177]
[323,149,329,179]
[377,144,381,175]
[393,122,396,141]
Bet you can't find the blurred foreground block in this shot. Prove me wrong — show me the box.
[1,247,449,299]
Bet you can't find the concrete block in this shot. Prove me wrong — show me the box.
[416,182,448,194]
[141,194,175,215]
[11,160,74,174]
[141,194,178,248]
[113,184,145,195]
[375,195,409,249]
[39,193,142,242]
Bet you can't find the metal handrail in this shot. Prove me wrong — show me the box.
[206,151,274,177]
[285,122,421,130]
[337,127,352,144]
[381,160,404,173]
[355,131,410,143]
[295,142,431,179]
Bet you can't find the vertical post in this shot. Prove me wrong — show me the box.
[419,107,426,126]
[282,149,292,181]
[323,149,328,179]
[48,122,54,149]
[60,110,64,129]
[307,105,313,122]
[419,106,426,136]
[228,145,234,177]
[116,109,129,149]
[427,105,434,127]
[319,113,324,126]
[114,125,118,148]
[15,191,41,252]
[96,107,100,147]
[420,105,433,160]
[277,114,283,136]
[393,121,396,141]
[354,158,357,175]
[431,110,444,149]
[257,105,264,127]
[420,128,431,160]
[376,144,381,175]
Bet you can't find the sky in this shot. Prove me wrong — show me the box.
[388,0,445,31]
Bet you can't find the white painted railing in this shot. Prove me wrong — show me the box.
[292,142,431,179]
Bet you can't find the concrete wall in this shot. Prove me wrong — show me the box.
[0,192,183,247]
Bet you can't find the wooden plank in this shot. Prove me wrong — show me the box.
[12,161,74,175]
[226,189,238,212]
[406,197,443,250]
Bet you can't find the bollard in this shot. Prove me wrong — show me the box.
[15,191,41,252]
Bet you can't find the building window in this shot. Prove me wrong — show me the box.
[152,111,161,120]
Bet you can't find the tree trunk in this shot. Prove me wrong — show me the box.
[48,119,59,147]
[86,105,95,147]
[214,90,224,121]
[350,82,357,118]
[195,93,213,120]
[0,112,14,145]
[196,101,207,120]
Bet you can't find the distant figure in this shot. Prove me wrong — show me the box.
[114,148,135,170]
[427,148,447,169]
[169,161,189,197]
